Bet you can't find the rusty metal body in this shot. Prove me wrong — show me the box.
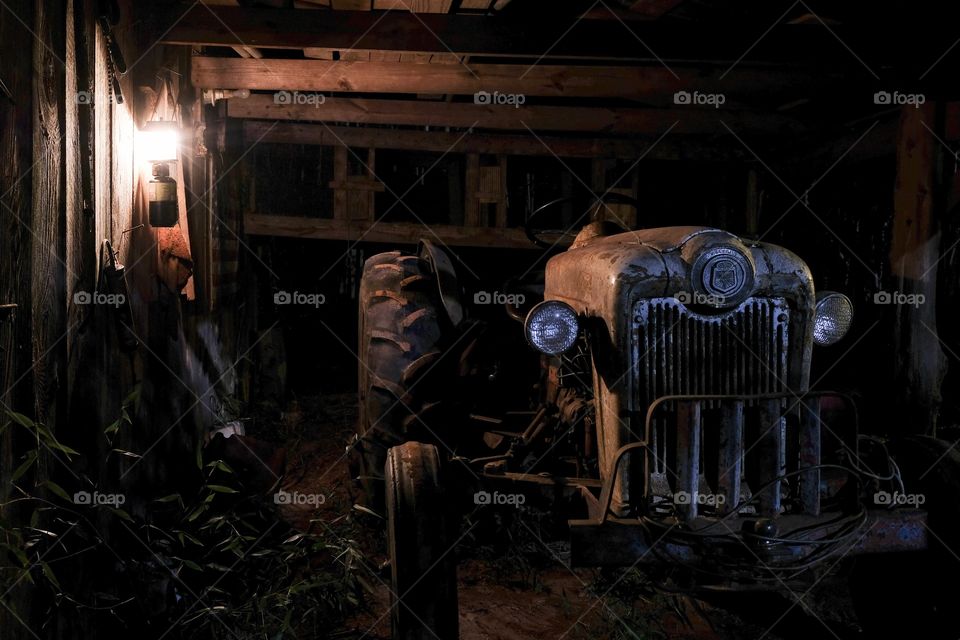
[487,225,927,580]
[546,226,815,513]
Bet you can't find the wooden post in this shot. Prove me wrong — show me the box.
[891,102,948,435]
[745,168,759,236]
[330,145,382,221]
[464,152,480,226]
[31,0,68,437]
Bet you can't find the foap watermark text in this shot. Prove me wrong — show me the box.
[873,91,925,108]
[675,291,726,306]
[74,291,126,308]
[74,491,126,507]
[474,490,526,507]
[674,90,726,108]
[275,291,327,307]
[474,291,525,305]
[874,290,925,308]
[474,91,526,108]
[274,91,326,107]
[274,490,326,506]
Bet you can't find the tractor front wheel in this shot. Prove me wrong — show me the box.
[386,441,459,640]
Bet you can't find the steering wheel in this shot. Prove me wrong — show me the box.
[524,191,639,249]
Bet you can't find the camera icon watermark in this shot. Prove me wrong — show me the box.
[673,491,725,507]
[873,91,925,108]
[473,291,526,305]
[74,290,126,308]
[474,90,526,109]
[673,90,726,108]
[274,91,326,108]
[73,491,126,507]
[274,490,326,506]
[473,490,526,506]
[274,291,327,308]
[873,490,925,507]
[873,290,925,308]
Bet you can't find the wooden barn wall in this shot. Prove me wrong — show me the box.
[1,1,210,636]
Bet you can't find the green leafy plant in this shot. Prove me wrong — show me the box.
[0,407,365,639]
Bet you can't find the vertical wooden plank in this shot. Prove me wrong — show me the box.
[0,0,36,515]
[31,0,68,429]
[496,154,508,228]
[65,0,82,351]
[333,144,348,220]
[366,147,377,218]
[94,7,112,262]
[0,37,35,640]
[745,168,759,236]
[464,152,480,226]
[891,102,947,435]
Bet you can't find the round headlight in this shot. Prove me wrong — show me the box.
[813,292,853,346]
[524,300,580,355]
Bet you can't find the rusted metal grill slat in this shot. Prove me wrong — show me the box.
[717,400,744,508]
[635,298,790,408]
[756,398,784,516]
[675,401,701,521]
[799,397,822,515]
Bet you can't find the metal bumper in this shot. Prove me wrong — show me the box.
[568,509,927,567]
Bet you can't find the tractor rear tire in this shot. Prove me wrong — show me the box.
[386,442,459,640]
[353,251,453,513]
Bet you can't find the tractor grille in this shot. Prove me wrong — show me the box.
[634,297,791,408]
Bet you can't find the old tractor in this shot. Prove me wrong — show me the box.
[351,194,955,639]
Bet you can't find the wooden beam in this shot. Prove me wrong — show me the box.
[890,102,947,434]
[244,213,536,248]
[241,121,744,160]
[192,56,827,103]
[162,5,957,68]
[374,0,453,10]
[164,5,701,59]
[227,94,801,135]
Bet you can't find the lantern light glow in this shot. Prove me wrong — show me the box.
[139,121,180,163]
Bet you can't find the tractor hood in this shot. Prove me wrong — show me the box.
[544,225,815,318]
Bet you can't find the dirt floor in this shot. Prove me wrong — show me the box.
[250,393,865,640]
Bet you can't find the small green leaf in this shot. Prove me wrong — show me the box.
[11,450,38,481]
[352,504,383,519]
[178,558,203,571]
[110,449,141,459]
[6,411,35,428]
[40,561,60,590]
[43,480,72,502]
[205,460,235,474]
[206,485,238,494]
[1,543,30,567]
[107,507,133,522]
[49,441,81,457]
[187,505,208,522]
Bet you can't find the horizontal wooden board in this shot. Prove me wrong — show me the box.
[162,5,959,70]
[244,214,537,248]
[193,56,826,104]
[227,94,802,135]
[241,121,745,160]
